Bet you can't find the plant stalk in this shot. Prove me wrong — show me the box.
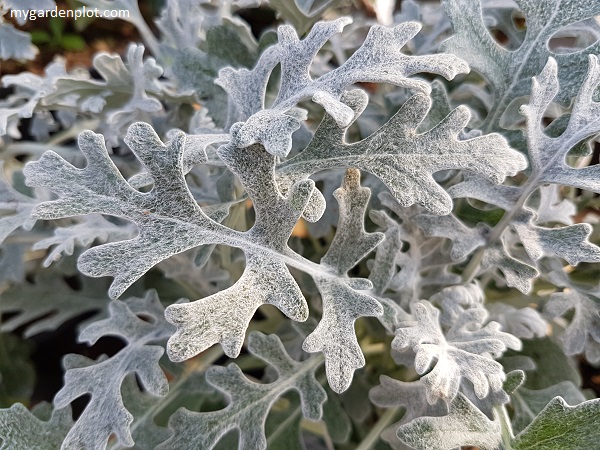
[355,407,402,450]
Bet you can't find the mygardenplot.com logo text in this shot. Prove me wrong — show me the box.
[10,6,130,21]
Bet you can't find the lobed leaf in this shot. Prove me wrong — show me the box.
[159,332,326,450]
[412,212,488,261]
[393,299,521,403]
[544,268,600,364]
[53,291,173,449]
[396,393,502,450]
[302,169,384,393]
[442,0,600,135]
[0,58,67,136]
[0,403,72,450]
[164,139,316,362]
[369,376,448,449]
[24,123,225,299]
[522,56,600,192]
[480,246,539,294]
[0,272,110,338]
[166,253,309,360]
[280,89,526,215]
[218,19,469,156]
[486,303,547,340]
[512,210,600,266]
[368,193,460,307]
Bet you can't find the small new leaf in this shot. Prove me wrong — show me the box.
[393,300,521,403]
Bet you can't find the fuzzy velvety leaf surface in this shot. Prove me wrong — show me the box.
[218,18,469,156]
[166,252,309,360]
[511,210,600,266]
[430,283,485,327]
[396,393,502,450]
[0,272,110,338]
[452,58,600,289]
[0,403,72,450]
[544,267,600,364]
[480,246,539,294]
[54,291,173,449]
[522,56,600,192]
[166,150,377,394]
[159,332,326,450]
[303,276,381,393]
[319,169,383,275]
[512,397,600,450]
[442,0,600,134]
[369,376,448,449]
[163,139,315,362]
[368,210,404,298]
[302,169,383,393]
[24,123,226,299]
[510,381,587,434]
[280,89,526,215]
[27,116,371,396]
[448,173,522,211]
[535,184,576,225]
[393,300,521,403]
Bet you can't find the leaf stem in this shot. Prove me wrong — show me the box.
[462,182,535,284]
[354,407,403,450]
[47,119,100,147]
[494,404,515,450]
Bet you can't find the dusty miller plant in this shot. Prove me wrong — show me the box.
[1,0,600,448]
